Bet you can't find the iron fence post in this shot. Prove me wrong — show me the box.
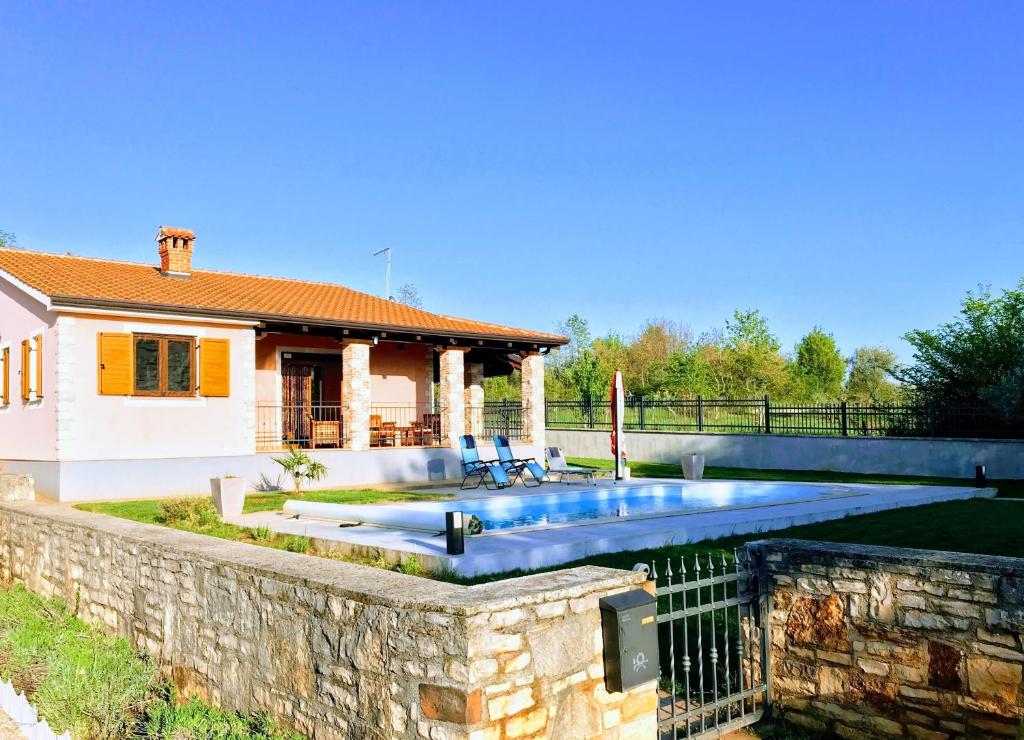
[587,398,595,429]
[763,395,772,434]
[697,395,704,432]
[638,396,646,431]
[840,401,848,436]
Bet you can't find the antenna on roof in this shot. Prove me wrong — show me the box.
[373,247,392,299]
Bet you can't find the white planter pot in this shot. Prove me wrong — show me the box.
[621,466,631,481]
[681,454,705,481]
[211,477,246,517]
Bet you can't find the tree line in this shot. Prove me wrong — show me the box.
[486,278,1024,427]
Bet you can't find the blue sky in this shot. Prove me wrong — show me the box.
[2,2,1022,360]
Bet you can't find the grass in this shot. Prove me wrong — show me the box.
[75,466,1024,586]
[568,457,1024,497]
[0,582,300,739]
[75,489,452,577]
[76,487,450,523]
[428,460,1024,585]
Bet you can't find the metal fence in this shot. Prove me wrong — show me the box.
[546,396,1018,440]
[645,548,770,739]
[482,400,526,440]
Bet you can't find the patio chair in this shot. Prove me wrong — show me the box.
[545,446,605,485]
[493,435,548,487]
[309,417,341,449]
[459,435,512,491]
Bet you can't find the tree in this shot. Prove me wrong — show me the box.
[273,447,328,496]
[845,347,901,404]
[794,327,846,400]
[394,284,423,308]
[901,281,1024,423]
[0,230,16,248]
[718,310,789,398]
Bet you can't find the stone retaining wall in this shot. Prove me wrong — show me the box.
[749,539,1024,738]
[0,501,656,739]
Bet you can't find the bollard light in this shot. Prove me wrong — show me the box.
[446,511,465,555]
[975,465,987,488]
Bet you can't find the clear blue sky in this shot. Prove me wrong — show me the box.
[2,2,1022,359]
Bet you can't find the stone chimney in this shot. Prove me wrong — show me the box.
[156,226,195,276]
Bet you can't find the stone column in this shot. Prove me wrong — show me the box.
[422,346,435,411]
[439,348,468,447]
[464,362,484,438]
[342,341,372,451]
[521,352,545,446]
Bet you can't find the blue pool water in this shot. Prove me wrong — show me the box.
[402,481,849,531]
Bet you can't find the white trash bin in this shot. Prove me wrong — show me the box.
[681,454,705,480]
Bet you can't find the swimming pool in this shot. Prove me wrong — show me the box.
[397,480,862,532]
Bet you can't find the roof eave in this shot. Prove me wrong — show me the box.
[48,295,569,347]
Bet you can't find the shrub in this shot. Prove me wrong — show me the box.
[157,498,219,528]
[272,447,328,497]
[141,691,300,739]
[283,536,309,554]
[251,525,272,542]
[395,556,422,576]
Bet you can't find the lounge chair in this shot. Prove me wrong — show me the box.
[545,447,606,485]
[493,435,548,487]
[459,435,512,490]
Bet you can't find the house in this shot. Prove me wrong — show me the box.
[0,227,565,501]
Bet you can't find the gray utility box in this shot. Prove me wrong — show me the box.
[599,589,661,692]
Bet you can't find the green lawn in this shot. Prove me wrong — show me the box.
[75,489,451,568]
[567,457,1024,497]
[433,460,1024,585]
[76,487,449,524]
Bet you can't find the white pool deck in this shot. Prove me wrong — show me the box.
[227,478,996,577]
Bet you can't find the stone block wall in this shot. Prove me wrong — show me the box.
[0,501,656,739]
[750,539,1024,738]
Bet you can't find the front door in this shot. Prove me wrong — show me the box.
[280,353,343,446]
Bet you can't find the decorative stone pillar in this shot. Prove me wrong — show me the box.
[422,346,435,411]
[342,341,372,451]
[439,348,468,447]
[464,362,484,438]
[521,352,545,446]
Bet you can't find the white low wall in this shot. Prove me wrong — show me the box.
[1,441,542,502]
[548,428,1024,479]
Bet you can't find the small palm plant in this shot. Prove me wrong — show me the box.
[273,446,328,497]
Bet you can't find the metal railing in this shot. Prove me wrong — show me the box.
[256,403,345,451]
[647,548,770,739]
[482,401,526,440]
[546,397,1020,440]
[369,404,444,447]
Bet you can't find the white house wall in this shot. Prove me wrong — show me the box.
[0,278,58,461]
[56,314,256,462]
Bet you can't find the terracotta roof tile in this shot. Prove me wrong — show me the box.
[0,248,565,344]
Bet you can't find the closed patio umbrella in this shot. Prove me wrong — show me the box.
[610,370,626,480]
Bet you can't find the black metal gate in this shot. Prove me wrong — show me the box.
[640,548,771,738]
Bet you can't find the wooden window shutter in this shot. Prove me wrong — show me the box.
[20,340,30,400]
[1,347,8,405]
[97,333,134,395]
[34,335,43,399]
[199,338,230,397]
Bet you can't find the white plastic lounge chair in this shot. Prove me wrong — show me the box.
[545,447,606,485]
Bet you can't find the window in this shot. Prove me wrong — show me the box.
[132,334,195,397]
